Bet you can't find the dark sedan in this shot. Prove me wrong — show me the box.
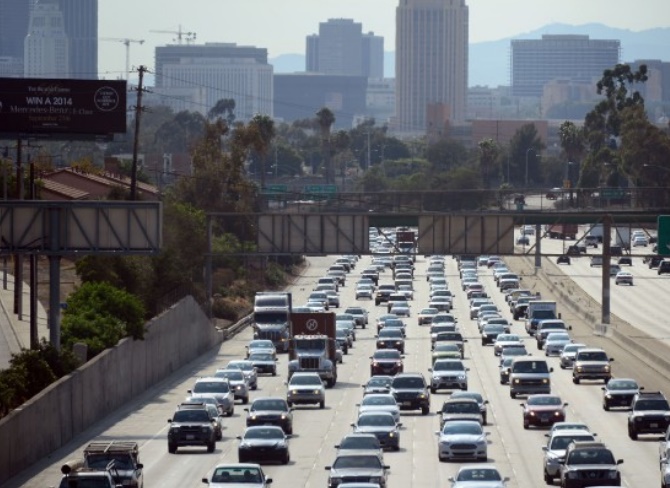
[522,395,568,429]
[237,426,291,464]
[370,349,404,376]
[245,397,294,434]
[602,378,641,410]
[375,329,405,353]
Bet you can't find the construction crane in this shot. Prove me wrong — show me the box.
[150,25,197,44]
[100,38,145,78]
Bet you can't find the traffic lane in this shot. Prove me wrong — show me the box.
[530,234,670,343]
[476,261,659,487]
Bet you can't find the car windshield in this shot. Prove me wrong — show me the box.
[563,345,583,353]
[578,351,609,361]
[367,377,392,388]
[249,341,273,349]
[431,326,455,334]
[636,399,670,411]
[483,325,505,333]
[451,392,483,403]
[528,396,562,406]
[456,469,502,482]
[215,370,244,381]
[339,436,381,450]
[345,308,364,315]
[385,319,404,328]
[193,381,230,394]
[362,396,396,406]
[421,308,438,314]
[547,334,570,341]
[513,361,549,373]
[434,344,459,352]
[290,375,322,386]
[443,402,479,413]
[228,362,253,371]
[86,454,134,470]
[433,361,464,371]
[374,350,401,359]
[337,314,354,321]
[251,399,287,411]
[172,409,210,422]
[392,377,424,389]
[379,329,403,338]
[567,449,615,465]
[211,467,262,483]
[358,414,395,426]
[333,455,382,469]
[550,435,594,450]
[608,380,637,390]
[442,422,482,435]
[244,428,284,440]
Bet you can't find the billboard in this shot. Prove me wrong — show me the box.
[0,78,127,139]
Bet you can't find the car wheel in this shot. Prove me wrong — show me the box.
[603,402,610,411]
[287,401,293,407]
[629,426,638,440]
[283,452,290,465]
[510,391,516,399]
[544,471,553,484]
[272,369,277,376]
[168,443,177,454]
[438,454,445,462]
[252,384,258,391]
[227,407,234,417]
[242,396,249,405]
[421,406,429,415]
[482,415,487,425]
[523,419,529,429]
[320,401,325,409]
[207,441,215,453]
[430,387,436,394]
[573,377,580,384]
[287,425,293,435]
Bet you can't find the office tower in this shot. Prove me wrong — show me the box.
[396,0,469,131]
[24,0,69,78]
[155,43,273,120]
[0,0,32,59]
[511,35,620,97]
[305,18,384,78]
[58,0,98,79]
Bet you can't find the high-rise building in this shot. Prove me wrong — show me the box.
[395,0,469,132]
[511,35,620,97]
[58,0,98,79]
[24,0,69,78]
[305,18,384,78]
[154,43,273,120]
[0,0,32,59]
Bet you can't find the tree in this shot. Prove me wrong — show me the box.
[426,138,468,173]
[478,139,500,189]
[248,115,276,189]
[508,124,545,186]
[208,98,236,125]
[315,108,336,183]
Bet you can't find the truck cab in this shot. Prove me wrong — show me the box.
[253,292,292,352]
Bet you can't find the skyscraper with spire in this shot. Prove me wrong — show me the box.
[395,0,469,132]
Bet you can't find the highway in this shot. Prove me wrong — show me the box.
[7,252,666,488]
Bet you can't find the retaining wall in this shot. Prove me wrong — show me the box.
[0,296,223,484]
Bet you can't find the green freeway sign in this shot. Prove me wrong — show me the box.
[262,184,288,195]
[303,184,337,194]
[658,216,670,256]
[600,188,625,199]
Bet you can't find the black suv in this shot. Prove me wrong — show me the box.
[627,391,670,440]
[167,405,217,453]
[659,261,670,275]
[559,441,623,488]
[390,373,430,415]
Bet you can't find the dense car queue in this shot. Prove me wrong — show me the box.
[170,224,670,488]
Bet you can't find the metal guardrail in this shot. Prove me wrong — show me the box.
[218,313,254,340]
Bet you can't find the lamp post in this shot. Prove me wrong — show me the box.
[525,148,535,188]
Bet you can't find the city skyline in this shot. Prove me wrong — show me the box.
[95,0,670,80]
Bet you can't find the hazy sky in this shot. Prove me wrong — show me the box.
[98,0,670,79]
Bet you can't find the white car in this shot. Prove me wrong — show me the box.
[632,235,648,247]
[542,430,596,484]
[543,332,572,356]
[355,284,374,300]
[202,463,272,487]
[449,465,509,487]
[615,271,633,285]
[356,393,401,423]
[559,343,587,369]
[436,420,488,461]
[286,372,326,408]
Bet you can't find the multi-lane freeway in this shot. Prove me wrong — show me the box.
[7,250,668,488]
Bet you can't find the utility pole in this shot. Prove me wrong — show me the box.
[14,139,23,320]
[130,66,147,200]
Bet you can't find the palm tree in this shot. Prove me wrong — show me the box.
[248,115,276,189]
[316,108,336,183]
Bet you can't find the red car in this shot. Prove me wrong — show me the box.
[370,349,404,376]
[521,394,568,429]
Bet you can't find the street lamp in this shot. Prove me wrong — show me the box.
[525,148,535,188]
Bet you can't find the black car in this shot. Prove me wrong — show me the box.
[617,256,632,266]
[248,352,278,376]
[376,328,405,353]
[659,260,670,275]
[245,397,294,434]
[602,378,641,411]
[559,441,623,488]
[167,407,216,453]
[237,426,291,464]
[370,349,404,376]
[390,373,430,415]
[627,391,670,439]
[556,255,571,265]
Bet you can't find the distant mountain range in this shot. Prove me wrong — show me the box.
[270,23,670,88]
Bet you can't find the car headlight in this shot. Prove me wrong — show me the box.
[280,414,287,419]
[314,390,320,394]
[542,378,549,384]
[369,477,382,483]
[389,432,395,437]
[529,411,536,416]
[458,374,466,380]
[607,470,618,479]
[373,362,379,366]
[567,472,578,479]
[604,365,611,372]
[236,385,242,390]
[202,426,212,432]
[513,379,520,384]
[419,393,426,398]
[605,394,612,399]
[291,389,298,394]
[250,415,257,420]
[576,366,583,372]
[554,411,562,416]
